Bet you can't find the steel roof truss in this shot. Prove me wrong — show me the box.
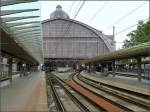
[1,9,39,16]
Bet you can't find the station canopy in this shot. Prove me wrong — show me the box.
[80,42,150,65]
[1,0,43,64]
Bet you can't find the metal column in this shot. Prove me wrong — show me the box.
[8,58,13,82]
[137,57,142,81]
[112,60,115,77]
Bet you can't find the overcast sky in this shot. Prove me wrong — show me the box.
[40,1,149,49]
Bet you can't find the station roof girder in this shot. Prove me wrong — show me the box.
[7,21,40,27]
[11,25,40,31]
[15,35,42,39]
[1,0,44,64]
[1,9,39,16]
[14,31,41,37]
[2,16,40,23]
[1,29,38,64]
[13,28,41,34]
[1,0,38,6]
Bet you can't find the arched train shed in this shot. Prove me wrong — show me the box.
[42,5,115,68]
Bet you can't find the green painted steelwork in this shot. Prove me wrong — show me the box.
[81,42,150,64]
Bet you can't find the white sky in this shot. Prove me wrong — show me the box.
[40,1,149,50]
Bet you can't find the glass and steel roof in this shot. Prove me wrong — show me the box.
[1,0,43,64]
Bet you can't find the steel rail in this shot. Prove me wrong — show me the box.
[48,76,66,112]
[78,74,149,109]
[76,73,150,111]
[53,76,92,112]
[65,74,124,112]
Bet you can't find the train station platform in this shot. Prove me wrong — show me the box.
[81,71,150,96]
[0,72,48,112]
[115,71,149,79]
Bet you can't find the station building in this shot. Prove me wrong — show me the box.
[42,5,115,69]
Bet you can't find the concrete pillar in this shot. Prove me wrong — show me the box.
[8,58,13,82]
[137,57,142,81]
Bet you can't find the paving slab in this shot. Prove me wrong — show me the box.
[0,72,48,112]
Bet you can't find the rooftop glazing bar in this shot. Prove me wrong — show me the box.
[1,0,43,64]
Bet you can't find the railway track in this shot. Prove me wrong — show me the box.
[47,74,93,112]
[47,76,66,112]
[74,73,150,112]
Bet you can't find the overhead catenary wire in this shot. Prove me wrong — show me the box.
[87,1,108,24]
[63,0,86,37]
[103,1,147,31]
[69,0,76,13]
[73,0,86,19]
[113,18,149,47]
[115,24,138,35]
[115,18,149,35]
[71,1,82,18]
[55,0,86,59]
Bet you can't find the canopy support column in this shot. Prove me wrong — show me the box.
[112,60,115,77]
[90,63,95,73]
[20,62,24,77]
[137,57,142,81]
[8,58,13,82]
[88,63,91,73]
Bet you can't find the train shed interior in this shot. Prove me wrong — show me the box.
[0,1,149,112]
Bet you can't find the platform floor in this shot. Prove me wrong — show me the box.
[115,71,149,78]
[0,72,48,112]
[81,71,150,96]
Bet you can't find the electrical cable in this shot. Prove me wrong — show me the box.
[73,0,86,19]
[115,18,149,35]
[103,1,147,31]
[63,0,86,37]
[71,1,82,18]
[69,0,76,13]
[87,1,108,24]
